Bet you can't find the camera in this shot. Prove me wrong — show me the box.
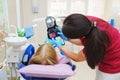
[45,16,60,39]
[45,16,65,46]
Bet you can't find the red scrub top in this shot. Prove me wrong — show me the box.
[84,16,120,74]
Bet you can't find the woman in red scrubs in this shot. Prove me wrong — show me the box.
[59,13,120,80]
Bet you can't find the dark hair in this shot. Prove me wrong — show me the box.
[62,13,110,69]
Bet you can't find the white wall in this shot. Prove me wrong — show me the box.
[87,0,106,18]
[110,0,120,30]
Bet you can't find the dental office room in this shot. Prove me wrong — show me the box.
[0,0,120,80]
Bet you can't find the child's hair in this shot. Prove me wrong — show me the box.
[29,43,58,65]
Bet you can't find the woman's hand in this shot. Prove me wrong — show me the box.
[57,32,68,41]
[51,38,62,48]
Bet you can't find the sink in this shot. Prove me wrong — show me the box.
[4,37,27,48]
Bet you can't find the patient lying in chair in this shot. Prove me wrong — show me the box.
[24,43,74,80]
[29,43,58,65]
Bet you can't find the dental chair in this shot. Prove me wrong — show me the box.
[18,44,75,80]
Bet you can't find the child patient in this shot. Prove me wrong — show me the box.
[29,43,58,65]
[29,43,66,80]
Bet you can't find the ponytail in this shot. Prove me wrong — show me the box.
[85,27,110,69]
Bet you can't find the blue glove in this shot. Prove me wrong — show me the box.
[55,27,68,41]
[45,37,67,56]
[44,37,62,48]
[51,38,62,48]
[57,32,68,41]
[51,38,67,56]
[44,37,54,45]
